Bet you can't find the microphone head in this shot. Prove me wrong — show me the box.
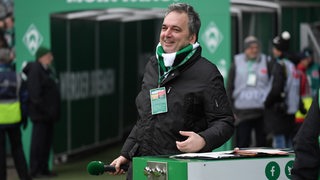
[87,161,105,175]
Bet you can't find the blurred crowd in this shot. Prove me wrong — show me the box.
[0,1,60,179]
[228,31,320,150]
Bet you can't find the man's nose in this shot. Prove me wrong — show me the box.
[163,29,172,37]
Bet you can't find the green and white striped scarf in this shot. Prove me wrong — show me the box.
[156,42,200,72]
[155,42,200,85]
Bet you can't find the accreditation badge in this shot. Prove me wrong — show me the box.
[150,87,168,115]
[247,73,257,86]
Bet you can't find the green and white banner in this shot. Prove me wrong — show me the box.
[15,0,231,157]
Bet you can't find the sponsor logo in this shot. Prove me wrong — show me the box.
[201,21,223,54]
[23,24,43,56]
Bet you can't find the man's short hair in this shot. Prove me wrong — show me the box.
[165,3,201,41]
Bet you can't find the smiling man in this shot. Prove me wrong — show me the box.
[110,3,234,179]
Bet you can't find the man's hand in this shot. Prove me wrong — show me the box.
[176,131,206,153]
[109,156,129,175]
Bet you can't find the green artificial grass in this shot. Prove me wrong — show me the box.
[8,143,127,180]
[53,144,126,180]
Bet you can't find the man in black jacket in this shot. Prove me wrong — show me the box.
[110,3,235,179]
[23,47,60,178]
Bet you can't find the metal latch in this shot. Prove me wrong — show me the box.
[143,161,168,180]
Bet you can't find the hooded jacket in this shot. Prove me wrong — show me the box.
[120,47,234,159]
[23,61,60,122]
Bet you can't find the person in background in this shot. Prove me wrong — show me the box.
[23,47,60,178]
[0,29,8,49]
[3,12,15,68]
[0,48,32,180]
[305,48,320,98]
[268,31,300,148]
[291,89,320,180]
[227,36,269,148]
[294,47,320,140]
[297,47,320,98]
[110,3,235,180]
[0,22,14,69]
[3,12,14,50]
[0,4,6,30]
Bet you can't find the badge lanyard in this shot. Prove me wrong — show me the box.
[247,60,257,86]
[157,48,197,87]
[150,48,197,115]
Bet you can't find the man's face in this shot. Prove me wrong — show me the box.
[39,53,53,66]
[300,57,312,67]
[4,16,13,29]
[160,11,196,53]
[245,43,259,60]
[272,47,282,58]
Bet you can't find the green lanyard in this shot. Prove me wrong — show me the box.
[247,60,255,74]
[157,49,197,87]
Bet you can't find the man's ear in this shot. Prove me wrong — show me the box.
[189,34,197,44]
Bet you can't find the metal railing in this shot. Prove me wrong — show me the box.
[300,22,320,63]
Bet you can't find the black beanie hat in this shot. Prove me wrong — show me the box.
[273,31,291,52]
[35,46,51,60]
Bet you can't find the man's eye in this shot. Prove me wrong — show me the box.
[173,28,180,32]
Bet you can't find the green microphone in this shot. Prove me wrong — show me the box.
[87,161,129,175]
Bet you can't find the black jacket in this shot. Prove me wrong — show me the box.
[292,92,320,180]
[23,62,60,122]
[121,47,235,159]
[264,58,289,134]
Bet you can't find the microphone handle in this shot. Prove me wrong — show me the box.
[104,164,129,172]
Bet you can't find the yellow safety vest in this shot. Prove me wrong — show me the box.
[295,97,313,123]
[0,101,21,124]
[0,70,22,125]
